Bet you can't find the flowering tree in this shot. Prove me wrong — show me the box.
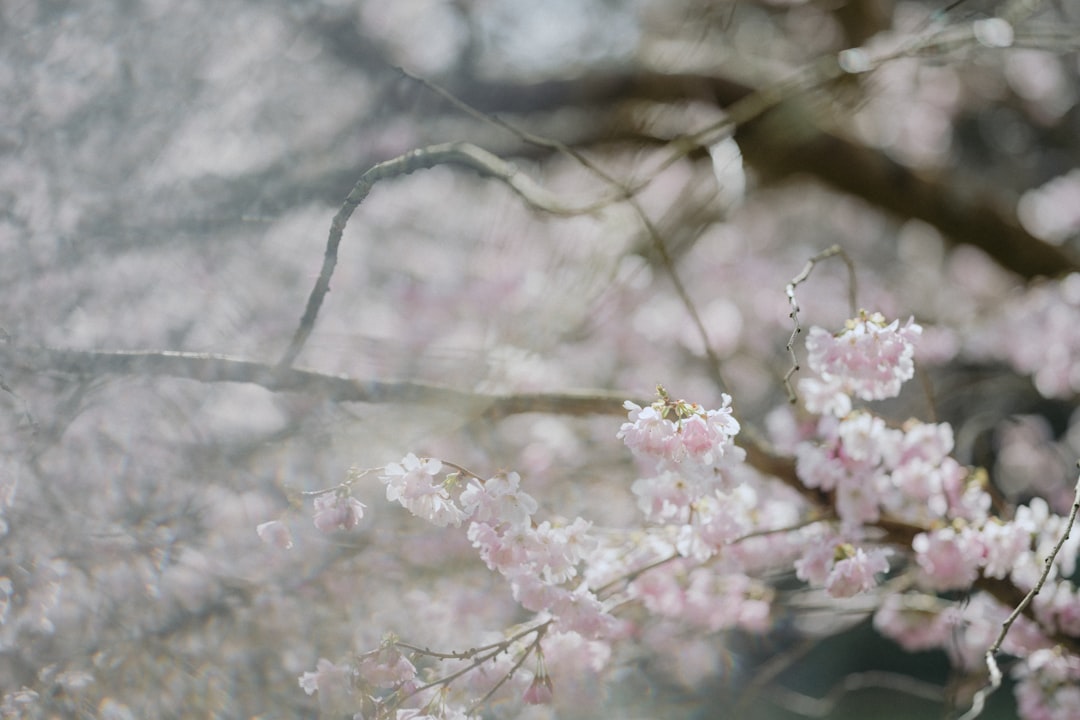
[2,0,1080,719]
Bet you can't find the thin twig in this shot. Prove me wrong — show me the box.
[957,466,1080,720]
[770,670,945,717]
[783,245,857,403]
[597,516,829,598]
[595,551,680,597]
[467,624,548,714]
[734,634,822,715]
[393,621,550,706]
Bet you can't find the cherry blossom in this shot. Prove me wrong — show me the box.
[978,519,1031,580]
[299,658,354,696]
[912,526,984,591]
[381,454,466,527]
[974,273,1080,399]
[458,472,538,528]
[357,641,417,689]
[873,594,954,653]
[297,312,1080,720]
[522,668,553,705]
[800,311,922,413]
[312,493,367,533]
[618,389,744,485]
[299,658,357,715]
[11,2,1080,718]
[824,545,891,598]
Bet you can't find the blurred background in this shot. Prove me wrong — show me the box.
[1,0,1078,717]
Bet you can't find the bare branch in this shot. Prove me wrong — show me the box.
[276,142,615,369]
[1,344,635,421]
[783,245,857,403]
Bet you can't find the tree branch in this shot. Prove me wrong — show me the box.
[7,343,1078,655]
[1,345,635,422]
[440,69,1080,280]
[276,142,621,369]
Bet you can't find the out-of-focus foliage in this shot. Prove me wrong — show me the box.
[1,0,1078,718]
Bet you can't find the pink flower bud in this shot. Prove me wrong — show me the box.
[522,670,553,705]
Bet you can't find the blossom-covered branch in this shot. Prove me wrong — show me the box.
[283,310,1080,719]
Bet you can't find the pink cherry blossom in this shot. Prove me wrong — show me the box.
[357,643,416,688]
[458,471,538,528]
[510,571,568,614]
[979,519,1031,580]
[295,660,354,716]
[803,311,922,407]
[673,486,755,560]
[299,658,355,702]
[381,453,444,507]
[798,376,853,417]
[381,454,465,527]
[618,392,743,485]
[631,471,695,523]
[629,562,688,617]
[532,518,597,584]
[1013,648,1080,720]
[682,569,773,632]
[873,594,953,652]
[825,546,891,598]
[312,493,366,533]
[617,402,678,460]
[549,583,625,639]
[522,675,553,705]
[522,660,553,705]
[974,273,1080,399]
[1034,581,1080,637]
[794,532,838,586]
[912,526,984,591]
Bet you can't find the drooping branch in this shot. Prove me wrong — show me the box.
[736,117,1078,281]
[276,142,624,370]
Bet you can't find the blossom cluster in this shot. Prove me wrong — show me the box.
[295,453,623,717]
[795,413,983,528]
[873,590,1080,719]
[793,532,892,599]
[615,390,795,636]
[288,310,1080,720]
[793,312,1080,719]
[799,311,922,416]
[618,389,756,559]
[973,273,1080,399]
[628,559,774,633]
[380,455,617,639]
[618,387,744,485]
